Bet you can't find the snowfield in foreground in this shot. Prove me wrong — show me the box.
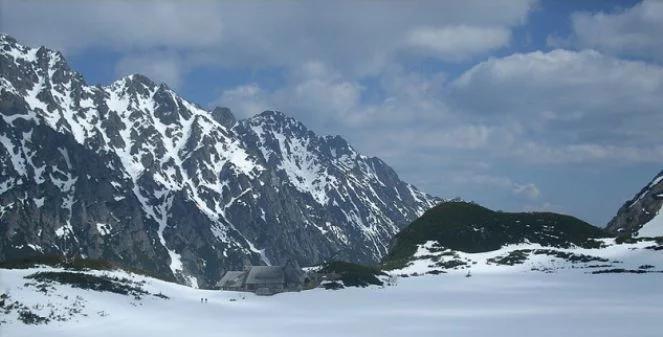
[2,262,662,337]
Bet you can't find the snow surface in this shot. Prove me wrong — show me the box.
[394,238,662,276]
[637,212,663,238]
[1,264,662,337]
[95,223,112,236]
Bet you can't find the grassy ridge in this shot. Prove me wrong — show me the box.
[319,261,387,288]
[0,254,173,282]
[383,201,609,269]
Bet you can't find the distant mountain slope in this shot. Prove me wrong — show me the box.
[0,34,440,287]
[607,171,663,237]
[383,201,607,269]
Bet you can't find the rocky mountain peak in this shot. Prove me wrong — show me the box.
[250,110,304,131]
[0,33,16,43]
[256,109,288,119]
[322,135,356,159]
[211,106,236,128]
[112,74,157,96]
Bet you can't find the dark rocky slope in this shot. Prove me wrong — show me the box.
[606,171,663,237]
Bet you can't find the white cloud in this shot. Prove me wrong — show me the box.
[406,25,511,61]
[511,142,663,165]
[217,47,663,167]
[213,62,362,120]
[1,0,536,106]
[115,52,184,88]
[450,49,663,163]
[513,183,540,200]
[1,0,533,76]
[0,0,224,53]
[213,84,271,118]
[556,0,663,62]
[286,62,363,120]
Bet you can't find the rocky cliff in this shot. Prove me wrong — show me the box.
[0,34,440,287]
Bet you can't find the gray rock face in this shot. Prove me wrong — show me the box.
[0,34,441,288]
[606,171,663,236]
[211,107,236,128]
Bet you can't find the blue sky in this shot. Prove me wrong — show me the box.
[2,0,662,225]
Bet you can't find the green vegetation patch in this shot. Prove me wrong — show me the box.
[487,250,531,266]
[319,261,387,288]
[25,271,149,298]
[0,255,172,282]
[487,249,609,266]
[591,268,663,274]
[18,310,50,325]
[0,255,116,270]
[530,249,609,263]
[433,259,468,269]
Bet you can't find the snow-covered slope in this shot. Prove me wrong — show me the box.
[2,248,663,337]
[392,238,663,276]
[0,34,440,287]
[636,213,663,237]
[607,170,663,237]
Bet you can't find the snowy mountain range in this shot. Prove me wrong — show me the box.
[0,34,440,287]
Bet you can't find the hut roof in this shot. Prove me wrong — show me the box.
[245,266,284,285]
[218,271,247,288]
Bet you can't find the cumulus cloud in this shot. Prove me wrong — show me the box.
[555,0,663,62]
[221,48,663,166]
[284,62,363,121]
[1,0,226,87]
[1,0,533,78]
[450,49,663,163]
[0,0,224,53]
[212,84,271,118]
[115,52,184,89]
[513,183,541,200]
[510,143,663,165]
[213,61,363,123]
[406,25,511,61]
